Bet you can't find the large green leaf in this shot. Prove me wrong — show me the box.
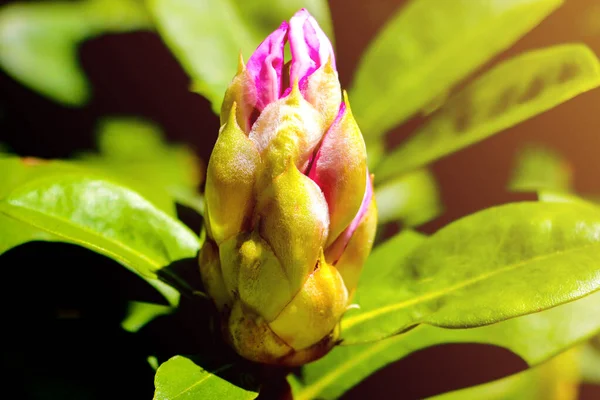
[75,117,204,214]
[153,356,257,400]
[508,144,573,193]
[375,44,600,182]
[0,159,200,303]
[349,0,562,140]
[0,0,151,105]
[341,201,600,344]
[148,0,332,113]
[429,349,580,400]
[291,290,600,400]
[375,168,442,226]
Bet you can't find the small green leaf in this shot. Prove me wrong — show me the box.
[375,168,442,226]
[0,0,151,105]
[75,117,204,215]
[121,301,173,333]
[342,201,600,344]
[375,44,600,182]
[349,0,562,140]
[291,291,599,400]
[509,144,573,193]
[148,0,332,113]
[153,356,257,400]
[429,349,580,400]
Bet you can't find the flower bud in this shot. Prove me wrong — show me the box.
[201,8,377,366]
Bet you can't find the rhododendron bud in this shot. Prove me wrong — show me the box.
[201,8,377,366]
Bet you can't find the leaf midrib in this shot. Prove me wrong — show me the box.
[168,363,233,400]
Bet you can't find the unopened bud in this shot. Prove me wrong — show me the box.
[201,8,377,366]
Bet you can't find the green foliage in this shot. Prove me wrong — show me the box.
[153,356,257,400]
[374,168,442,226]
[342,201,600,344]
[0,157,201,305]
[349,0,562,141]
[3,0,600,398]
[75,117,204,214]
[291,288,600,399]
[375,44,600,182]
[147,0,332,113]
[509,144,573,193]
[0,0,151,105]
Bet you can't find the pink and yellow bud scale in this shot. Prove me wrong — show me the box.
[201,8,377,366]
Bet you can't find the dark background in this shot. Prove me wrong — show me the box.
[1,0,600,398]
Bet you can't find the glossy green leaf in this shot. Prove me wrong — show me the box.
[0,160,200,303]
[375,168,442,226]
[509,144,573,193]
[0,0,151,105]
[349,0,562,140]
[121,301,173,333]
[148,0,332,113]
[341,201,600,344]
[430,349,580,400]
[579,340,600,384]
[75,117,204,214]
[375,44,600,182]
[0,176,200,278]
[0,199,179,306]
[153,356,257,400]
[291,290,600,400]
[1,157,176,216]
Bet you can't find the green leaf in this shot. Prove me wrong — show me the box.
[0,0,151,105]
[375,44,600,182]
[291,291,599,400]
[0,176,200,278]
[429,349,580,400]
[508,144,573,193]
[121,301,173,332]
[2,157,177,217]
[349,0,562,140]
[153,356,257,400]
[0,213,54,255]
[341,201,600,344]
[0,159,200,304]
[579,340,600,384]
[375,168,442,226]
[148,0,332,113]
[75,117,204,214]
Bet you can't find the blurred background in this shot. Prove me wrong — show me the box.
[1,0,600,398]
